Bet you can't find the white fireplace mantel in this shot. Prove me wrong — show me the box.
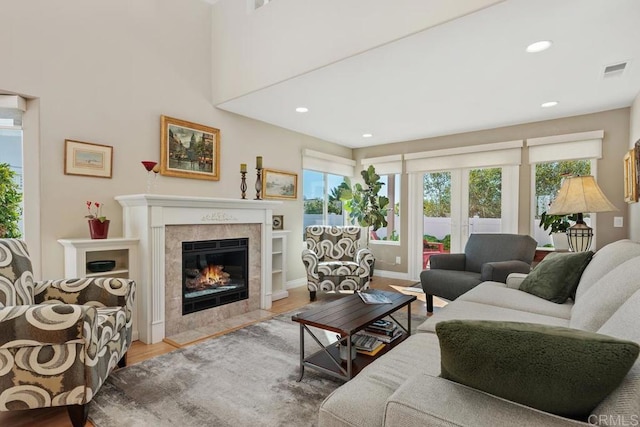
[116,194,282,344]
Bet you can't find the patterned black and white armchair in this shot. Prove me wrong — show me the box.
[302,226,374,301]
[0,239,135,427]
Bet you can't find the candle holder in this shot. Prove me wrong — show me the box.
[240,171,247,199]
[255,168,263,200]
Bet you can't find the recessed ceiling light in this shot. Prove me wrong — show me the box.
[295,107,308,113]
[526,40,552,53]
[362,133,373,138]
[541,101,558,108]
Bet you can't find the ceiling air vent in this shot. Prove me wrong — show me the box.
[603,62,627,78]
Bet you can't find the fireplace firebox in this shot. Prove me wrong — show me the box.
[182,238,249,315]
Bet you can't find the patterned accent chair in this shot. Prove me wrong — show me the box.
[0,239,136,427]
[302,226,375,301]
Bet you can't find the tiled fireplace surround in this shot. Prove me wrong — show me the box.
[116,194,281,344]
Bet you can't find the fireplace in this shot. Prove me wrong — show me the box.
[116,194,280,343]
[182,238,249,315]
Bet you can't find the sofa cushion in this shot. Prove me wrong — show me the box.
[318,261,360,276]
[570,256,640,332]
[385,373,588,427]
[519,251,593,304]
[417,300,569,333]
[592,289,640,424]
[458,282,573,319]
[318,333,441,427]
[576,239,640,301]
[436,320,639,420]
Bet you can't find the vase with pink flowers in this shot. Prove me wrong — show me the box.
[85,201,110,239]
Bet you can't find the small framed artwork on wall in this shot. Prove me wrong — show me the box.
[64,139,113,178]
[262,169,298,200]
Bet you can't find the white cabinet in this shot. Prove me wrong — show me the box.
[57,238,140,340]
[57,238,139,279]
[271,230,290,301]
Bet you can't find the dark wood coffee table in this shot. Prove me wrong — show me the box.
[291,290,416,382]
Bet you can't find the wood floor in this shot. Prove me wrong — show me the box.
[0,276,425,427]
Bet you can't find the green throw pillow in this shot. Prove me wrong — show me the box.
[519,251,593,303]
[436,320,639,420]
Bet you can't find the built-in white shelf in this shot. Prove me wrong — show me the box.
[272,230,290,301]
[57,237,140,340]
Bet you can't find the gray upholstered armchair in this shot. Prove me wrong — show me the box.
[0,239,135,427]
[302,226,375,301]
[420,233,537,313]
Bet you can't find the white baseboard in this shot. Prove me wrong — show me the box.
[272,290,289,301]
[286,277,307,289]
[372,269,413,281]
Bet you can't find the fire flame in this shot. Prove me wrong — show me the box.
[202,264,229,285]
[185,264,232,291]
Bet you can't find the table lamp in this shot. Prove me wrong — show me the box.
[548,175,617,252]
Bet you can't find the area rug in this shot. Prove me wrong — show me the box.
[389,283,425,301]
[89,303,423,427]
[389,283,449,309]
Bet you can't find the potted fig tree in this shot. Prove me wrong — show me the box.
[336,165,390,278]
[338,165,390,245]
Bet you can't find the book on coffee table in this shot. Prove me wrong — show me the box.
[357,341,385,356]
[359,327,403,344]
[352,333,382,351]
[357,291,392,304]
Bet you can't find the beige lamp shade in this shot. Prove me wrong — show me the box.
[548,176,617,215]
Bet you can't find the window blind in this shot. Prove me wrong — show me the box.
[404,140,523,172]
[527,130,603,163]
[302,149,355,177]
[0,95,26,127]
[360,154,403,175]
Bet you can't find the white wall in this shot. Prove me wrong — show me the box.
[630,92,640,242]
[0,0,350,282]
[211,0,503,104]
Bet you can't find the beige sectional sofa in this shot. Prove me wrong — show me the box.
[319,239,640,427]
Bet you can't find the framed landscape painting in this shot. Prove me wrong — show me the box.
[263,168,297,200]
[64,139,113,178]
[160,115,220,181]
[624,149,637,203]
[636,139,640,198]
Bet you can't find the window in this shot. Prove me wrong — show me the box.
[372,173,400,242]
[527,130,603,248]
[0,118,24,237]
[302,170,346,230]
[302,150,356,236]
[533,160,592,246]
[359,155,403,244]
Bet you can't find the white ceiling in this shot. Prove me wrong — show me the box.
[217,0,640,149]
